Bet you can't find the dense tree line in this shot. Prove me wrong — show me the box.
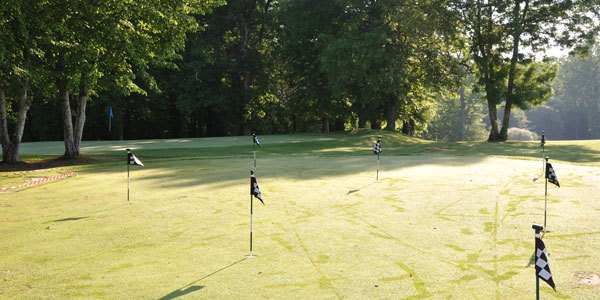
[526,46,600,140]
[1,0,598,162]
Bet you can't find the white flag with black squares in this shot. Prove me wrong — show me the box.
[128,152,144,166]
[373,141,381,155]
[253,133,260,147]
[250,173,264,205]
[536,233,556,291]
[545,162,559,187]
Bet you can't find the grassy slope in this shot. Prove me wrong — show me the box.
[1,131,600,299]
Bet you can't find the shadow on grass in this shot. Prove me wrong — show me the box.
[347,181,377,195]
[20,131,600,191]
[45,203,129,224]
[158,285,204,300]
[158,258,246,300]
[51,216,89,222]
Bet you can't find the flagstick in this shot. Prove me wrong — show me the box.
[127,162,130,204]
[253,143,256,169]
[544,156,549,231]
[541,132,545,178]
[376,153,380,181]
[533,224,543,300]
[247,169,256,259]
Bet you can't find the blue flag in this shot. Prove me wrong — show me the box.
[109,106,114,119]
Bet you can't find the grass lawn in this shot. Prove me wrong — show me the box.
[1,130,600,299]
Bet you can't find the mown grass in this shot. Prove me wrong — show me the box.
[1,130,600,299]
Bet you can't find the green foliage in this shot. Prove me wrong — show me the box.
[424,86,488,142]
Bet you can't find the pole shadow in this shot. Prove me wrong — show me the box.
[158,257,246,300]
[51,217,89,222]
[347,181,377,195]
[158,286,204,300]
[45,203,128,224]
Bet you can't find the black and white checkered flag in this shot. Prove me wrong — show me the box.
[535,233,556,291]
[545,162,559,187]
[253,133,260,147]
[127,152,144,166]
[250,173,264,205]
[373,141,382,155]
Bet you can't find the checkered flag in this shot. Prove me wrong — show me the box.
[127,152,144,166]
[253,133,260,147]
[535,233,556,291]
[250,173,264,205]
[373,141,382,155]
[545,162,559,187]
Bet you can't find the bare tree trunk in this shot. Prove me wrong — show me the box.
[487,101,502,142]
[459,87,466,141]
[321,113,329,133]
[358,111,367,129]
[385,98,397,131]
[370,118,382,130]
[73,72,89,154]
[0,82,31,163]
[59,82,77,158]
[0,88,14,162]
[500,0,529,141]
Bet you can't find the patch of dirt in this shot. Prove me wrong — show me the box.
[0,156,97,172]
[574,272,600,286]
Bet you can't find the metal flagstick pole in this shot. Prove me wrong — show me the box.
[533,224,543,300]
[377,153,379,181]
[541,131,545,177]
[127,149,130,204]
[544,157,549,230]
[247,169,256,258]
[253,143,256,169]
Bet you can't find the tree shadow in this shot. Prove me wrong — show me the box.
[158,258,246,300]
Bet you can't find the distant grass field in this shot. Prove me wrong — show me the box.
[2,130,600,299]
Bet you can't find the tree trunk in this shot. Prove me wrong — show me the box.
[385,98,397,131]
[500,101,512,140]
[73,71,89,155]
[459,87,466,141]
[487,101,502,142]
[0,88,16,163]
[499,0,529,142]
[59,81,77,158]
[370,118,382,130]
[358,111,367,129]
[321,113,329,133]
[0,82,31,163]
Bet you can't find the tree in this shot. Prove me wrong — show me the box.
[0,1,44,163]
[173,0,277,136]
[317,0,462,133]
[548,46,600,139]
[458,0,599,142]
[40,0,223,158]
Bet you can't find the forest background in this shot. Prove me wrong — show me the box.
[1,0,599,162]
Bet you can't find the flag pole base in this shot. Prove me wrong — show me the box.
[245,254,257,259]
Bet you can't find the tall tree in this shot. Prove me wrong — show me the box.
[549,46,600,139]
[458,0,599,141]
[173,0,276,136]
[0,1,44,163]
[40,0,223,158]
[318,0,462,133]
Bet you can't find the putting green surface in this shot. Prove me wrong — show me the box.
[2,132,600,299]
